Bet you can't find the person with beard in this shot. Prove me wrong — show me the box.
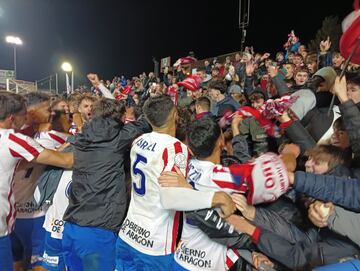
[78,95,95,124]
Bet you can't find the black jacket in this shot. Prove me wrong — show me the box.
[63,117,151,232]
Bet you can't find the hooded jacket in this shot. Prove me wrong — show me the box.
[63,117,151,232]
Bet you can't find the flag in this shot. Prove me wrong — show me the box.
[66,73,71,95]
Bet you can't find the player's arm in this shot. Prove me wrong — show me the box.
[9,132,73,169]
[33,149,73,169]
[159,167,236,217]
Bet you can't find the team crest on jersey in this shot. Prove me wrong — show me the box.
[65,181,73,199]
[174,153,187,169]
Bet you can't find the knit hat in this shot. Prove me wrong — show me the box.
[313,67,337,88]
[289,88,316,120]
[228,84,243,94]
[177,75,202,91]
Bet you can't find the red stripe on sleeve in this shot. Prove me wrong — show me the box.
[171,211,181,253]
[225,256,234,269]
[251,227,262,244]
[162,148,168,173]
[48,132,66,145]
[173,141,182,154]
[9,149,22,158]
[213,180,241,190]
[9,134,40,158]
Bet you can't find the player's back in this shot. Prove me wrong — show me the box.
[0,128,44,236]
[119,131,189,256]
[175,159,240,271]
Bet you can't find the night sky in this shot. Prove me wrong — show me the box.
[0,0,354,89]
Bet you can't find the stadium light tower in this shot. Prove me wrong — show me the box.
[61,62,74,94]
[5,35,23,79]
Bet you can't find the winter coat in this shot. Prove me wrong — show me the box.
[63,117,151,232]
[328,206,360,248]
[293,171,360,212]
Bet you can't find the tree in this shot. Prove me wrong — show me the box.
[308,16,342,52]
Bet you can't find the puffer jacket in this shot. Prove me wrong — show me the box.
[293,171,360,212]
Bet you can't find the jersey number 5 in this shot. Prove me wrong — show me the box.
[132,153,147,196]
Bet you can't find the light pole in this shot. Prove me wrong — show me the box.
[5,36,22,79]
[61,62,73,94]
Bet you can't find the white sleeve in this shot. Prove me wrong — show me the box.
[8,132,45,161]
[160,187,214,211]
[98,84,115,100]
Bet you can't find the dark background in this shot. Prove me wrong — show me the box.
[0,0,353,88]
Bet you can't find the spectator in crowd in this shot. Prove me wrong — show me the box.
[195,96,212,119]
[229,84,247,105]
[204,60,212,74]
[208,80,240,117]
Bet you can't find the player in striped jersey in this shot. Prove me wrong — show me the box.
[11,92,69,271]
[172,117,245,271]
[116,95,236,271]
[0,92,73,271]
[159,117,291,270]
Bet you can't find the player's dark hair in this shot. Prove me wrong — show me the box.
[143,95,174,128]
[0,92,26,121]
[92,98,126,120]
[23,92,50,107]
[195,96,211,111]
[188,117,221,159]
[208,80,227,94]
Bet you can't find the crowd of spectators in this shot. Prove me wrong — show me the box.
[1,27,360,271]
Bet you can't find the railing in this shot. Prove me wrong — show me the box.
[6,78,37,94]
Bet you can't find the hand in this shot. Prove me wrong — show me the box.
[280,143,301,158]
[261,53,270,61]
[288,172,295,185]
[225,214,256,235]
[231,113,243,136]
[57,142,71,152]
[308,201,334,228]
[319,36,331,53]
[267,65,278,78]
[212,192,236,218]
[87,73,101,88]
[332,76,348,103]
[250,46,255,55]
[231,193,256,221]
[158,166,192,189]
[246,62,255,76]
[252,252,275,270]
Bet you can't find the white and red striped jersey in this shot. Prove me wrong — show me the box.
[174,159,243,271]
[43,170,72,239]
[13,160,47,219]
[0,128,44,237]
[119,132,189,256]
[13,133,66,219]
[36,130,68,148]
